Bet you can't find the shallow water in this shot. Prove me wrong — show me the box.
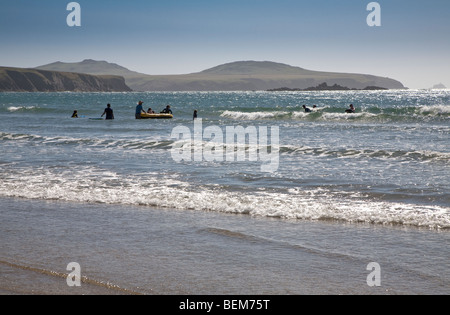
[1,197,449,295]
[0,90,448,228]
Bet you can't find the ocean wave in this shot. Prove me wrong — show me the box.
[6,106,38,112]
[0,166,448,229]
[280,145,450,163]
[2,132,448,164]
[221,110,290,120]
[220,105,450,122]
[418,105,450,115]
[1,105,61,116]
[0,132,175,151]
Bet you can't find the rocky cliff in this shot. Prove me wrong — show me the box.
[0,67,132,92]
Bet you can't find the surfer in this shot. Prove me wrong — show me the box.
[136,101,145,119]
[193,110,198,120]
[302,105,312,113]
[71,110,78,118]
[345,104,356,113]
[101,104,114,120]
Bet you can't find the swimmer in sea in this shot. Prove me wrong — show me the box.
[302,105,312,113]
[345,104,356,113]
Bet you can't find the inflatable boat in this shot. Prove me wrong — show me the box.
[140,113,173,119]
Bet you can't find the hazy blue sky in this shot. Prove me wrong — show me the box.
[1,0,449,88]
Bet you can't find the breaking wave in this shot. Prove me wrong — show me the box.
[2,132,448,164]
[0,165,448,229]
[221,105,450,122]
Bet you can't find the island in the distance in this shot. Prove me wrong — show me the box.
[431,83,447,89]
[267,82,389,92]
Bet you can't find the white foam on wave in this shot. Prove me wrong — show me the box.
[221,110,381,121]
[221,110,289,120]
[291,112,311,119]
[0,132,173,151]
[321,112,378,120]
[281,144,450,162]
[6,106,37,112]
[418,105,450,115]
[0,166,448,229]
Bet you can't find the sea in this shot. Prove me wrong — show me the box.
[0,90,449,295]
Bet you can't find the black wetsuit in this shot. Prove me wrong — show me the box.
[104,107,114,120]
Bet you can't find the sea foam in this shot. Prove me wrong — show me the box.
[0,166,448,229]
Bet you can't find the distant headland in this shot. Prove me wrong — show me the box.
[0,66,131,92]
[0,60,406,92]
[35,60,406,92]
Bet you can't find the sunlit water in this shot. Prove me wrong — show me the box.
[1,90,449,294]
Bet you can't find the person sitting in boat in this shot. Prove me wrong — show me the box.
[161,105,173,114]
[345,104,356,113]
[147,108,155,114]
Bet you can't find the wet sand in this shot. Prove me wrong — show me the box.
[1,197,449,295]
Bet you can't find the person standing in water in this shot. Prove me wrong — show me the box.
[135,101,145,119]
[193,110,198,120]
[101,104,114,120]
